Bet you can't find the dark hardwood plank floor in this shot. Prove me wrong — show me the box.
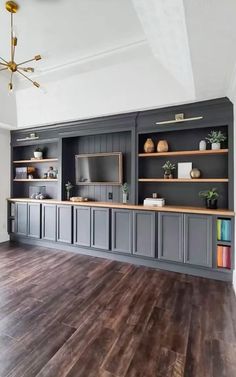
[0,242,235,377]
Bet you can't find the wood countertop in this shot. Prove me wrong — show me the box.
[7,198,235,216]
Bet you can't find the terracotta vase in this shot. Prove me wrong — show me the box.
[157,140,169,153]
[144,138,155,153]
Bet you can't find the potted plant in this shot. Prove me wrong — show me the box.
[34,147,43,159]
[121,182,129,204]
[162,161,176,179]
[205,130,227,150]
[199,188,219,209]
[65,181,73,201]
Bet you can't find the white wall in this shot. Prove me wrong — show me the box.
[228,86,236,294]
[0,76,15,243]
[0,76,17,128]
[0,128,10,243]
[15,44,193,128]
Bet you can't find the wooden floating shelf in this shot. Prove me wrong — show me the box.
[14,179,58,182]
[138,178,229,183]
[13,158,59,164]
[138,149,229,157]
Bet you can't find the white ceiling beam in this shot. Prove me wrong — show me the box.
[132,0,196,98]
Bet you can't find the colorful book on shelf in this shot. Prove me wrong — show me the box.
[217,219,231,242]
[217,245,231,269]
[217,246,223,267]
[217,219,222,241]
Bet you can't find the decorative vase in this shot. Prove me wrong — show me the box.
[144,138,154,153]
[190,168,201,178]
[199,140,207,151]
[123,192,128,204]
[206,198,218,209]
[34,151,42,159]
[66,191,70,201]
[211,142,221,150]
[157,140,169,153]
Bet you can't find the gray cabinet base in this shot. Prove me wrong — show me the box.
[10,235,232,282]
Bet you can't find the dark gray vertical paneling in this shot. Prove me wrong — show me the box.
[74,131,131,203]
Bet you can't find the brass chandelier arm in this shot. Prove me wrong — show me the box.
[8,71,13,91]
[11,12,13,61]
[1,2,42,90]
[12,42,16,62]
[0,57,8,64]
[17,69,40,87]
[17,66,34,73]
[17,55,41,67]
[17,58,36,66]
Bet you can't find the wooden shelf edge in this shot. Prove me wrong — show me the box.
[13,179,58,182]
[13,158,59,164]
[138,149,229,157]
[7,198,235,217]
[138,178,229,183]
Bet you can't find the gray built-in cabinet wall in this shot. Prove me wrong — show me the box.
[8,97,235,281]
[9,200,234,281]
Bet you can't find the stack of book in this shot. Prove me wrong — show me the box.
[217,246,231,269]
[15,167,35,179]
[217,219,231,241]
[143,198,165,207]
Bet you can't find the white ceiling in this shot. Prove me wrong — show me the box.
[0,0,145,71]
[0,0,236,127]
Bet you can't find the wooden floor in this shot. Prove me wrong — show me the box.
[0,243,235,377]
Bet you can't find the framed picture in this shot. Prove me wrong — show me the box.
[178,162,192,179]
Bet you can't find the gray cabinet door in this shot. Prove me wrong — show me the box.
[74,206,91,247]
[112,209,132,254]
[184,214,213,268]
[42,204,57,242]
[28,203,41,239]
[158,212,184,262]
[15,202,28,236]
[133,211,155,258]
[57,205,72,244]
[91,208,110,250]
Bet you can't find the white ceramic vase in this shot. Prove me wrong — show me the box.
[199,140,207,150]
[34,151,43,159]
[211,142,221,150]
[123,193,128,204]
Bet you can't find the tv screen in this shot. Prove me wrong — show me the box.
[75,152,123,185]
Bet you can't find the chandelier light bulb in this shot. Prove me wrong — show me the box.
[0,1,42,91]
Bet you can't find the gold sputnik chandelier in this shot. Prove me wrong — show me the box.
[0,1,42,92]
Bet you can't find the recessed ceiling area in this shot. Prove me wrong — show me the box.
[0,0,235,128]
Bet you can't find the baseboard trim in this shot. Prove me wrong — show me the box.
[0,233,10,243]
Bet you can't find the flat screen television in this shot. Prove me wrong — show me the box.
[75,152,123,185]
